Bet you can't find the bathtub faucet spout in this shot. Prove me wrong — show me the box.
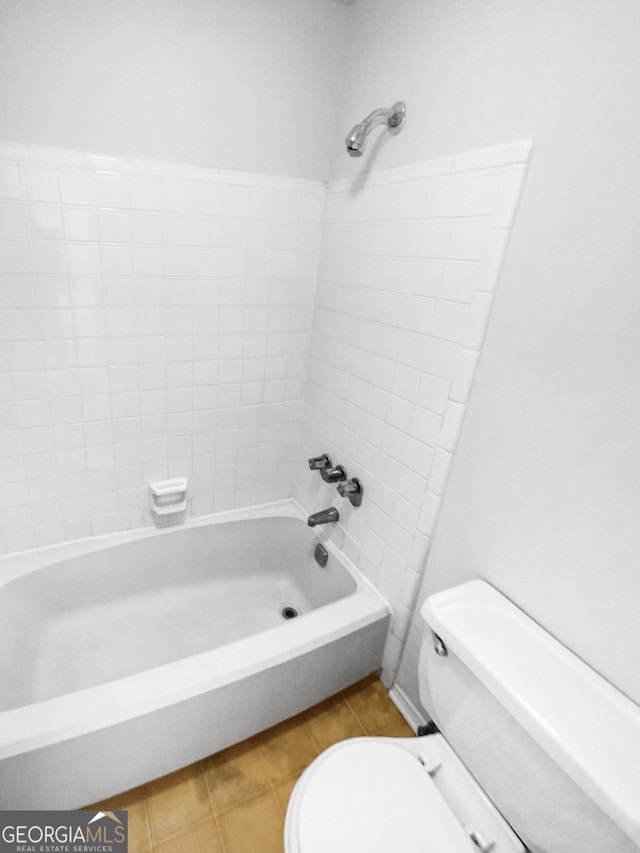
[307,507,339,527]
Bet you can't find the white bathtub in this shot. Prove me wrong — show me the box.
[0,500,389,809]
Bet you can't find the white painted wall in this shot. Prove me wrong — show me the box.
[338,0,640,708]
[0,0,347,180]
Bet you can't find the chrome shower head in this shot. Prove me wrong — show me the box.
[346,122,368,158]
[345,101,406,158]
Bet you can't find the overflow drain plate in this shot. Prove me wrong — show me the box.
[281,606,300,621]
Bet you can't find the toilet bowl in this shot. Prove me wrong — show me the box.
[285,734,523,853]
[285,580,640,853]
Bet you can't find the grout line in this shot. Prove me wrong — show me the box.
[151,815,226,853]
[301,716,322,755]
[343,695,366,733]
[254,727,302,822]
[139,788,154,853]
[199,757,218,816]
[344,702,368,737]
[199,758,231,853]
[144,763,215,849]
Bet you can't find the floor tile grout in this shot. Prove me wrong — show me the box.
[200,759,230,853]
[141,790,153,852]
[255,733,288,822]
[145,761,217,850]
[342,697,368,736]
[213,811,229,853]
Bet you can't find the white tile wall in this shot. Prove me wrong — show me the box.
[0,142,324,553]
[0,137,531,686]
[295,141,532,682]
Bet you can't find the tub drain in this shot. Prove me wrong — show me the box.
[281,606,299,620]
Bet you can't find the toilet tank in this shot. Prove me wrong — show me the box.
[418,581,640,853]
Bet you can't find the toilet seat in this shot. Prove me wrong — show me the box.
[285,739,478,853]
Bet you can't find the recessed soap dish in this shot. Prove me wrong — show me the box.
[149,478,188,517]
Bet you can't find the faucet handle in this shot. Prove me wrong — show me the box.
[321,464,347,484]
[308,454,331,471]
[337,477,363,507]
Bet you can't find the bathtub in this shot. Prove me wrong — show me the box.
[0,500,389,809]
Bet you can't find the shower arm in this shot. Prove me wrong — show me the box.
[359,106,402,134]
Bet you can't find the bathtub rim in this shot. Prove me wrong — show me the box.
[0,499,390,760]
[0,498,315,587]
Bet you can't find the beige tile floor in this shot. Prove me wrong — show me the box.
[88,675,414,853]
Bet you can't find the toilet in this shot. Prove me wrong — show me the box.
[285,580,640,853]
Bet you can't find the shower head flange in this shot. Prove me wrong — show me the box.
[386,101,406,130]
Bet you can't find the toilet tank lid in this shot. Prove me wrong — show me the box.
[421,580,640,848]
